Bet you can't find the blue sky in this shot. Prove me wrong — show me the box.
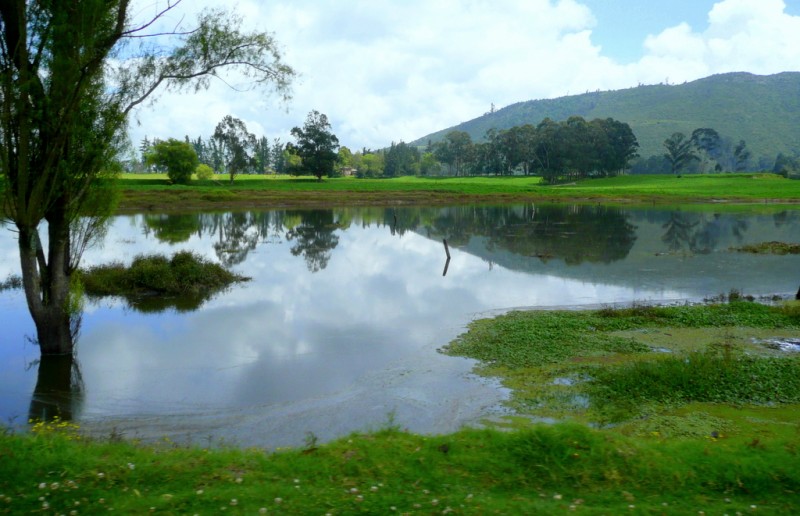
[587,0,800,62]
[127,0,800,151]
[584,0,714,62]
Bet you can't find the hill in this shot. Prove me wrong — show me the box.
[410,72,800,165]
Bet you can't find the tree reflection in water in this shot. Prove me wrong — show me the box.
[29,354,84,422]
[286,210,341,272]
[425,204,639,265]
[661,211,748,254]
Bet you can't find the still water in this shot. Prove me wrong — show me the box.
[2,204,799,447]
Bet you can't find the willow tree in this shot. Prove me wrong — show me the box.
[0,1,293,355]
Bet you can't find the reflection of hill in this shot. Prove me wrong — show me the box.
[418,207,800,298]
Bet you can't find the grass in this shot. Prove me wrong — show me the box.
[2,418,799,514]
[81,251,248,312]
[112,172,800,212]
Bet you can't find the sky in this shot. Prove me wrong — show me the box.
[125,0,800,153]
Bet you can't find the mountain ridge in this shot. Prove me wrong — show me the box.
[410,72,800,165]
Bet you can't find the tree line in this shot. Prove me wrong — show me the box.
[333,116,639,183]
[135,110,341,183]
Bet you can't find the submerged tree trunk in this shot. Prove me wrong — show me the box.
[18,212,76,356]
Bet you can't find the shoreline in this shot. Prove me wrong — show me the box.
[116,188,800,214]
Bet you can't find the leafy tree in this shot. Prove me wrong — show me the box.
[594,118,639,176]
[270,138,287,174]
[140,137,153,168]
[283,147,304,175]
[146,138,199,185]
[213,116,257,183]
[773,153,800,178]
[355,152,385,178]
[419,152,441,176]
[384,141,419,177]
[254,136,271,174]
[733,140,751,171]
[336,146,354,174]
[663,132,699,174]
[434,131,473,176]
[0,2,294,356]
[690,128,722,172]
[290,111,340,180]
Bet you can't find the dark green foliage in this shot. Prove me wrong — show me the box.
[146,138,199,185]
[81,251,248,312]
[427,116,638,181]
[383,141,419,177]
[290,110,340,180]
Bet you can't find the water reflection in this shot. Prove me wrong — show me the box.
[661,211,747,254]
[286,210,341,272]
[28,355,84,422]
[3,204,800,446]
[143,214,201,244]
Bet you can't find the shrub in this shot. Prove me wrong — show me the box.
[195,163,214,180]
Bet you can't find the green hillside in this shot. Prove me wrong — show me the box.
[411,72,800,164]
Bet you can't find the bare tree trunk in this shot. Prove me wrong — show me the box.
[18,218,75,356]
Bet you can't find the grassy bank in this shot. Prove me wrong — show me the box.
[115,173,800,212]
[2,417,798,514]
[3,301,800,513]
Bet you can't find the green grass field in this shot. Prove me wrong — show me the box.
[114,173,800,212]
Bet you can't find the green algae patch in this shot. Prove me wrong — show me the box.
[443,301,800,431]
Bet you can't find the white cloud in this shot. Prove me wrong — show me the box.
[637,0,800,84]
[124,0,800,151]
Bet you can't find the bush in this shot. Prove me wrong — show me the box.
[195,163,214,180]
[81,252,249,312]
[145,138,198,185]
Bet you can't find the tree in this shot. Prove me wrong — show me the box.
[733,140,751,171]
[419,152,441,176]
[690,128,722,173]
[384,141,419,177]
[213,116,256,183]
[146,138,199,185]
[290,110,340,180]
[434,131,473,176]
[253,136,271,174]
[0,2,294,356]
[663,132,699,174]
[594,118,639,175]
[355,152,385,178]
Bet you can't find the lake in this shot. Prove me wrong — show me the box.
[2,204,799,448]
